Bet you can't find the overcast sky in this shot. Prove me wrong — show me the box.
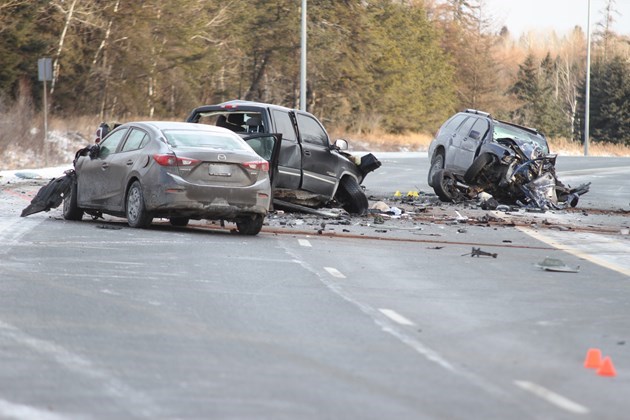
[482,0,630,36]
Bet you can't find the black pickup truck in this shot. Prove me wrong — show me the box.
[186,100,380,215]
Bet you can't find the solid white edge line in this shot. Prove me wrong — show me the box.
[379,308,415,326]
[514,380,589,415]
[324,267,346,278]
[298,239,312,247]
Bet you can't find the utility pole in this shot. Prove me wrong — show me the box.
[38,58,53,166]
[584,0,592,156]
[300,0,307,111]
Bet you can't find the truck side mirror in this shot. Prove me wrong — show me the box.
[334,139,349,151]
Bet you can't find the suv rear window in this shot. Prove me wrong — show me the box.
[441,114,467,134]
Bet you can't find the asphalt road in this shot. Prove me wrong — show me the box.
[0,153,629,419]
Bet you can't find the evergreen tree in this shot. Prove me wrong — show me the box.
[588,56,630,145]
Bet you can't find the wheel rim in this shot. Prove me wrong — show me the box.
[127,186,141,222]
[429,155,444,183]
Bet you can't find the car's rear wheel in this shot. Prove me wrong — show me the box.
[126,181,153,228]
[62,180,84,221]
[336,176,368,215]
[433,169,459,202]
[427,151,445,188]
[464,153,494,184]
[170,217,189,227]
[236,214,264,235]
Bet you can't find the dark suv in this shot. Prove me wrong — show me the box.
[186,100,380,215]
[426,109,586,208]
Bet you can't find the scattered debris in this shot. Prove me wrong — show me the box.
[462,247,498,258]
[96,224,123,230]
[20,170,75,217]
[14,172,43,180]
[536,257,580,273]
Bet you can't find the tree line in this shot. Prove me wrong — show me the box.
[1,0,628,145]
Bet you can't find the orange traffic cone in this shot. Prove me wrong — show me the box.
[584,348,602,369]
[597,357,617,377]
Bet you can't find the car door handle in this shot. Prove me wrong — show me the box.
[101,163,109,170]
[304,150,311,156]
[126,160,134,166]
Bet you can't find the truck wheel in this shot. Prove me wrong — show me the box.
[433,169,458,202]
[336,177,368,215]
[62,180,84,221]
[126,181,153,228]
[236,214,264,235]
[464,153,494,184]
[428,151,445,187]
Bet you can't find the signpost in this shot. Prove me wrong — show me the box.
[38,58,53,165]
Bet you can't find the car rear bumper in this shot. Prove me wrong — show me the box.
[143,174,271,219]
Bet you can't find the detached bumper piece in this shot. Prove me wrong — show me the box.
[21,170,76,217]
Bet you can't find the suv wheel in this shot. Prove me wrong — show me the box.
[433,169,459,202]
[464,153,494,184]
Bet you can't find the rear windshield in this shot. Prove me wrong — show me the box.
[493,122,549,154]
[163,130,250,151]
[194,111,264,134]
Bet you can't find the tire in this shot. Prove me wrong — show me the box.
[62,180,84,221]
[335,176,368,215]
[236,214,264,235]
[464,153,494,184]
[126,181,153,228]
[427,151,445,188]
[170,217,189,227]
[433,169,458,202]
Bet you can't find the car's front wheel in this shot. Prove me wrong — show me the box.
[335,176,368,215]
[236,214,264,235]
[126,181,153,228]
[62,180,84,221]
[428,151,445,188]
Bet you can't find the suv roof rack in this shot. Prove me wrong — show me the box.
[464,109,491,118]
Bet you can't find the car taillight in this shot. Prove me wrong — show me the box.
[241,160,269,172]
[153,154,200,167]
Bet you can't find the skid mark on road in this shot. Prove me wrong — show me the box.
[518,227,630,277]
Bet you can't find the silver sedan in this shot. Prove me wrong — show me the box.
[63,121,272,235]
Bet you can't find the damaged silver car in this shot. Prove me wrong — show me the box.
[427,109,589,209]
[23,122,274,235]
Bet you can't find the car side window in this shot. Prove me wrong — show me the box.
[442,114,467,134]
[271,110,297,143]
[296,114,328,146]
[469,119,489,140]
[456,117,476,137]
[121,128,148,152]
[99,128,128,158]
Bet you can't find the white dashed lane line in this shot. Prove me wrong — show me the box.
[324,267,346,279]
[378,309,416,326]
[298,239,312,247]
[514,381,589,415]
